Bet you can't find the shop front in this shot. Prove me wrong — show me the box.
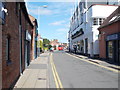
[106,33,120,64]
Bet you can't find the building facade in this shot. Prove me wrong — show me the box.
[1,1,33,89]
[50,39,60,50]
[29,15,38,60]
[68,0,118,57]
[98,7,120,64]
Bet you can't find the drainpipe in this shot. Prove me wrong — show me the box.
[19,3,22,75]
[19,25,22,75]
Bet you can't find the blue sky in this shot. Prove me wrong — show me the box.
[26,2,76,43]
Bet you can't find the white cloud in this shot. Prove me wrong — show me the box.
[26,3,53,15]
[49,20,66,26]
[29,8,52,15]
[56,28,68,32]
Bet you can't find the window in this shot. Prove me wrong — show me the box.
[6,36,11,64]
[99,18,105,25]
[93,18,98,25]
[79,2,82,12]
[108,41,113,59]
[81,13,83,24]
[93,18,105,25]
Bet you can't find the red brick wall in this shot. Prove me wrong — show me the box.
[99,21,120,59]
[2,2,33,88]
[2,2,20,88]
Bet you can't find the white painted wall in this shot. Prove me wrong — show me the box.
[68,2,118,56]
[92,5,118,18]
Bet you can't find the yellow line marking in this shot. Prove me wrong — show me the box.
[50,53,59,89]
[66,53,119,73]
[50,53,64,89]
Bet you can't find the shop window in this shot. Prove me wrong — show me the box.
[108,41,113,59]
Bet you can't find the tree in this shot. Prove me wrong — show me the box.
[48,45,52,50]
[37,40,43,50]
[43,39,50,47]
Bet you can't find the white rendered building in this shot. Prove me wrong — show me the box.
[68,0,118,57]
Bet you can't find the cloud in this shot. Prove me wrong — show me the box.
[29,8,52,15]
[49,20,66,26]
[26,3,53,15]
[56,28,68,32]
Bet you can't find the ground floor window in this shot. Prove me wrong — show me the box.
[108,41,113,59]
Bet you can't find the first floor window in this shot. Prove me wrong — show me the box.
[93,18,105,25]
[93,18,98,25]
[99,18,105,25]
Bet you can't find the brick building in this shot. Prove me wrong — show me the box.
[98,7,120,64]
[29,15,38,60]
[1,1,33,89]
[50,39,60,50]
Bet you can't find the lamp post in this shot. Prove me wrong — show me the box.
[37,5,48,56]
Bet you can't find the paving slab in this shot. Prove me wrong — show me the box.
[14,52,49,89]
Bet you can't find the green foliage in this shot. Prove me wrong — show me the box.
[37,40,43,49]
[43,39,50,47]
[48,45,52,49]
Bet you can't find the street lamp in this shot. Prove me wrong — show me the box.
[37,5,48,56]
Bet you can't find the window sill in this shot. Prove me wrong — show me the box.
[6,60,12,66]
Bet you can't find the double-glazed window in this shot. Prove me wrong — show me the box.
[93,18,105,25]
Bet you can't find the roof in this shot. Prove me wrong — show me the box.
[20,2,34,28]
[99,6,120,29]
[29,14,38,28]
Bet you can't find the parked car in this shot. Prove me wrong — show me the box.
[58,45,63,51]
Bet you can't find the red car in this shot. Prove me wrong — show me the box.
[58,45,63,51]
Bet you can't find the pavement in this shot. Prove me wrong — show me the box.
[67,51,120,72]
[14,52,50,88]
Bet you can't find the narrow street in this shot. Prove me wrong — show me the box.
[14,51,119,89]
[49,51,119,88]
[1,1,120,89]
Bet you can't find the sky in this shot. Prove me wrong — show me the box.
[25,1,76,43]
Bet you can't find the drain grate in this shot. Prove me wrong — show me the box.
[38,78,46,80]
[107,66,120,71]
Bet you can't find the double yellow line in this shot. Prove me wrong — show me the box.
[50,53,64,90]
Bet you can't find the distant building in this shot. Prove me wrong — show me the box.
[50,39,60,50]
[29,15,38,60]
[68,0,118,58]
[98,7,120,64]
